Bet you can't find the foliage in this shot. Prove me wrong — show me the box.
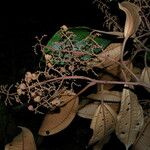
[0,0,150,150]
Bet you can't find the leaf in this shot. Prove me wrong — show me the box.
[132,67,142,79]
[132,117,150,150]
[44,26,112,65]
[87,90,121,114]
[78,97,90,108]
[139,100,150,117]
[97,62,124,90]
[87,90,121,103]
[97,63,120,90]
[97,60,132,90]
[116,87,144,149]
[97,75,116,90]
[107,102,120,114]
[118,1,141,38]
[140,67,150,92]
[89,103,117,145]
[78,102,100,119]
[120,61,133,81]
[88,43,122,68]
[38,90,79,136]
[93,135,111,150]
[5,127,36,150]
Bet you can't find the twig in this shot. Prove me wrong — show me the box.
[29,75,150,90]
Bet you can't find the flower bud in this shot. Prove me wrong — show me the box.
[34,96,41,103]
[19,83,26,90]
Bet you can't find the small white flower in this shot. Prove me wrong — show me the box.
[28,105,34,111]
[17,89,22,95]
[45,54,52,61]
[25,72,32,83]
[34,96,41,103]
[17,89,25,95]
[47,62,53,68]
[31,92,36,98]
[19,83,26,90]
[32,73,38,80]
[61,25,68,31]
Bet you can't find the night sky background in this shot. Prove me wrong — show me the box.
[0,0,126,149]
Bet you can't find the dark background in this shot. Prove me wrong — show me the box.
[0,0,107,83]
[0,0,126,149]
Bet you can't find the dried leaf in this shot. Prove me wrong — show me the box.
[98,63,120,90]
[93,135,111,150]
[98,62,127,90]
[139,100,150,117]
[78,98,90,108]
[98,75,116,90]
[89,103,117,145]
[107,102,120,114]
[5,127,36,150]
[88,43,122,69]
[87,90,121,103]
[78,102,100,119]
[120,61,133,81]
[87,90,121,114]
[132,67,142,79]
[105,61,120,76]
[119,1,141,38]
[97,60,133,90]
[38,90,79,136]
[116,87,144,149]
[140,67,150,92]
[97,43,122,68]
[132,117,150,150]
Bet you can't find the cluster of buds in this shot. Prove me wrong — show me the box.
[45,54,53,68]
[14,68,65,113]
[30,91,42,103]
[17,83,27,95]
[25,72,38,83]
[16,71,43,103]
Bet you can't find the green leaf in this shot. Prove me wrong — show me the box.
[43,26,113,65]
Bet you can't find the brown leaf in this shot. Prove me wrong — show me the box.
[78,102,100,119]
[97,76,116,90]
[97,43,122,68]
[118,1,141,38]
[98,59,132,82]
[105,61,120,76]
[97,60,132,90]
[5,127,36,150]
[93,135,111,150]
[107,102,120,114]
[38,90,79,136]
[87,43,122,69]
[87,90,121,114]
[78,98,90,108]
[98,63,123,90]
[120,61,133,81]
[87,90,121,103]
[132,117,150,150]
[140,67,150,92]
[116,87,144,149]
[97,64,120,90]
[89,103,117,145]
[132,67,142,79]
